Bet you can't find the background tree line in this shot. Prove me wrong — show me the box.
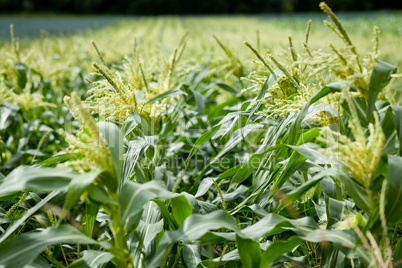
[1,0,401,14]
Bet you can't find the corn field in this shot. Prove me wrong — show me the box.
[0,3,402,268]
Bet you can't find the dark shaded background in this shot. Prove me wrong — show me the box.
[1,0,402,14]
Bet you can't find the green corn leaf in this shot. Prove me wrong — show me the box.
[216,82,238,94]
[335,169,371,212]
[63,170,104,214]
[260,236,303,267]
[237,235,262,268]
[195,177,214,198]
[145,87,185,104]
[240,214,317,241]
[87,183,118,205]
[207,97,240,120]
[122,138,151,182]
[0,166,76,196]
[325,197,344,229]
[288,143,336,165]
[188,124,220,158]
[302,229,355,247]
[300,229,370,263]
[367,60,397,121]
[121,112,142,137]
[14,62,28,90]
[229,149,267,190]
[182,244,202,268]
[284,169,334,203]
[69,259,91,268]
[0,225,100,267]
[97,122,124,186]
[119,181,177,234]
[270,128,321,197]
[171,195,193,227]
[380,106,397,154]
[81,202,99,238]
[150,210,240,267]
[192,89,206,115]
[131,202,164,265]
[0,102,19,131]
[81,250,114,268]
[385,155,402,225]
